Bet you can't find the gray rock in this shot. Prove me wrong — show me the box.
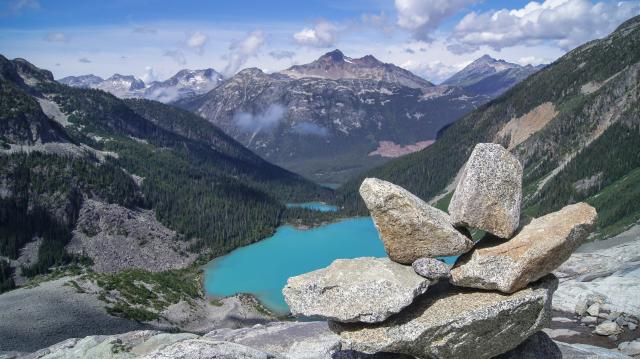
[587,303,601,317]
[494,332,561,358]
[618,341,640,356]
[448,143,523,238]
[140,339,269,359]
[629,322,637,331]
[594,322,622,336]
[555,341,634,358]
[451,203,597,293]
[412,257,450,280]
[330,275,557,359]
[608,312,622,321]
[359,178,473,264]
[575,299,589,316]
[283,257,431,323]
[205,321,340,359]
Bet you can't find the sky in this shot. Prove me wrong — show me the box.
[1,0,639,84]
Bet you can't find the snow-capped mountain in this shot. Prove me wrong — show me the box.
[280,49,434,89]
[144,68,224,103]
[57,74,104,88]
[443,55,543,97]
[57,69,224,103]
[94,74,146,98]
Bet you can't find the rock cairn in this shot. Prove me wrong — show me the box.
[283,142,598,359]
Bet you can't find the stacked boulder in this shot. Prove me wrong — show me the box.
[283,143,599,359]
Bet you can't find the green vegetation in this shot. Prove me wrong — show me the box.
[88,268,201,321]
[0,153,140,276]
[0,259,15,293]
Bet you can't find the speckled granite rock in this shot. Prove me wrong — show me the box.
[283,257,431,323]
[205,321,340,359]
[494,332,562,358]
[330,276,558,359]
[412,257,450,280]
[359,178,473,263]
[451,203,597,293]
[140,339,269,359]
[448,143,523,238]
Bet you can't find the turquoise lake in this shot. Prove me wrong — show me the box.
[204,216,456,313]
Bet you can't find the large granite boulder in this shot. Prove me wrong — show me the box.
[359,178,473,263]
[450,203,597,293]
[448,143,523,238]
[330,276,558,359]
[283,257,431,323]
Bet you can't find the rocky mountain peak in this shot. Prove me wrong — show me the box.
[280,50,433,89]
[319,49,346,63]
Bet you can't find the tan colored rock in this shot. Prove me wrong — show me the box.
[451,203,597,293]
[359,178,473,263]
[331,276,558,359]
[282,257,431,323]
[448,143,523,238]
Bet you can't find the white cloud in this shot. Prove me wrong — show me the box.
[449,0,640,52]
[140,66,158,83]
[394,0,476,41]
[163,50,186,65]
[269,50,295,60]
[185,31,209,54]
[292,122,329,137]
[401,59,468,83]
[44,32,67,43]
[133,26,157,34]
[293,20,339,47]
[223,30,266,76]
[78,57,91,63]
[4,0,40,15]
[234,104,286,132]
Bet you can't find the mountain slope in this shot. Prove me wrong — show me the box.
[443,55,543,97]
[0,55,331,288]
[57,74,104,88]
[337,15,640,239]
[180,51,487,183]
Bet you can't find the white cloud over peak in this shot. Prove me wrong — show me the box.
[401,59,467,83]
[293,20,339,47]
[449,0,640,53]
[185,31,209,54]
[223,30,266,76]
[394,0,476,41]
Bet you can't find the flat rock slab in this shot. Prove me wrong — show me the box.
[448,143,523,238]
[330,275,558,359]
[359,178,473,263]
[283,257,431,323]
[205,321,340,359]
[451,203,597,293]
[140,339,269,359]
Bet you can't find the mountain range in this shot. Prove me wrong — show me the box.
[58,68,224,103]
[178,51,541,183]
[338,15,640,241]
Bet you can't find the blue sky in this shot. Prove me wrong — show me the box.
[1,0,638,83]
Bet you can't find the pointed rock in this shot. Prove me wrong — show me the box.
[282,257,431,323]
[448,143,523,238]
[451,203,597,293]
[330,276,558,359]
[359,178,474,263]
